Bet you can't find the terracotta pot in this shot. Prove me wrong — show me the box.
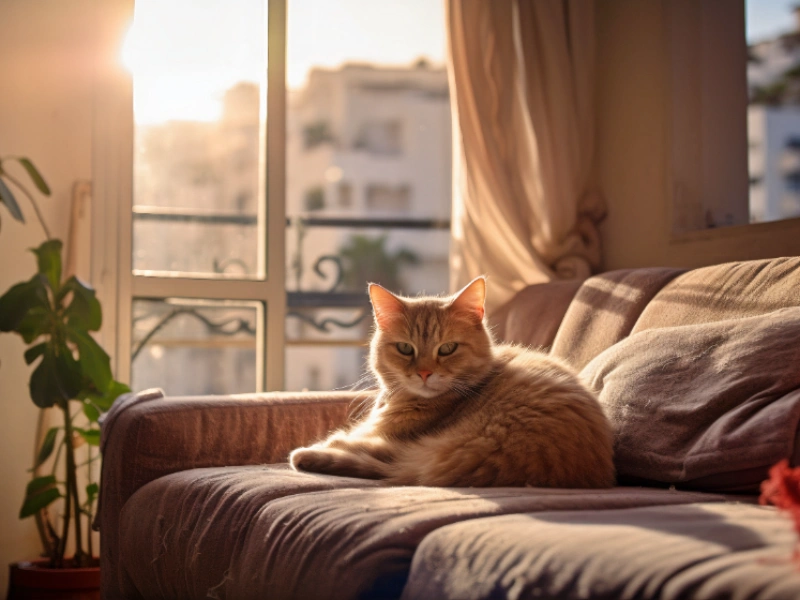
[6,559,100,600]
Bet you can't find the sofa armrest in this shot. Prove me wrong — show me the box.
[97,388,373,589]
[97,388,371,524]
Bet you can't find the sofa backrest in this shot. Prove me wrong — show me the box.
[632,256,800,333]
[489,279,582,349]
[495,256,800,371]
[549,268,685,370]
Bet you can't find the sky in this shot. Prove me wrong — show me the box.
[123,0,446,124]
[123,0,797,124]
[747,0,798,42]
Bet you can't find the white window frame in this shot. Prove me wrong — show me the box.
[91,0,287,392]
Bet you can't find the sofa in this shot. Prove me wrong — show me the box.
[97,257,800,599]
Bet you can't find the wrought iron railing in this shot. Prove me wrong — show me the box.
[131,206,450,350]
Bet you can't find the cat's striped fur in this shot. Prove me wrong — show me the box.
[290,277,615,488]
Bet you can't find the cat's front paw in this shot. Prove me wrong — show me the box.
[289,447,332,473]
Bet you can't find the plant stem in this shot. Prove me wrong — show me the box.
[75,454,100,468]
[2,169,51,240]
[32,409,58,558]
[61,403,86,566]
[86,444,94,559]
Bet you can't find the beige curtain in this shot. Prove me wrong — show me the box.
[447,0,604,313]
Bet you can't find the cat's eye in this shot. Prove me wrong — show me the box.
[438,342,458,356]
[396,342,415,356]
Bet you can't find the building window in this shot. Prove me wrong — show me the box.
[353,120,404,155]
[303,120,334,150]
[365,184,411,211]
[338,181,353,208]
[304,186,325,211]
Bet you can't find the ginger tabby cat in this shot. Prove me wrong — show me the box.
[290,277,615,488]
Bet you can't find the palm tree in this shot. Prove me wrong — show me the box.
[338,234,419,292]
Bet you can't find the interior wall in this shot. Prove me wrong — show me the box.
[0,0,112,591]
[595,0,800,271]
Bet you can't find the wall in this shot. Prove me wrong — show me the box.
[0,0,129,592]
[595,0,800,271]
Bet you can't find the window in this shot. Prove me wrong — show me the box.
[111,0,286,392]
[100,0,450,395]
[338,181,353,208]
[668,0,800,232]
[365,184,411,212]
[354,120,403,155]
[304,186,325,211]
[303,121,334,150]
[285,0,451,392]
[747,3,800,223]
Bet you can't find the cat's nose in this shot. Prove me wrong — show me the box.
[418,370,432,383]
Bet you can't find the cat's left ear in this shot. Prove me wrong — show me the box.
[451,276,486,321]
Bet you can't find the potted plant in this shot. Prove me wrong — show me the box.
[0,156,129,598]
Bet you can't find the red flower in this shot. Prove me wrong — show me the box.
[760,459,800,562]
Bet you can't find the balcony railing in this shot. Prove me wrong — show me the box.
[131,205,451,349]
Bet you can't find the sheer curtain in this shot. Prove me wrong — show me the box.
[447,0,604,313]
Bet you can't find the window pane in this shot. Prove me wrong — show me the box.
[131,299,262,395]
[126,0,267,278]
[285,0,451,391]
[747,2,800,222]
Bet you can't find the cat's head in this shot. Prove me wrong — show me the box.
[367,277,493,398]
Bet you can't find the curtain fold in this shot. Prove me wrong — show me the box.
[447,0,604,314]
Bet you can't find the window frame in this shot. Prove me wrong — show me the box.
[662,0,800,264]
[92,0,287,392]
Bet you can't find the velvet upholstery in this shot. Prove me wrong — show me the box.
[550,267,684,369]
[98,257,800,600]
[488,279,582,349]
[119,466,724,599]
[633,257,800,333]
[582,307,800,492]
[402,503,800,600]
[98,390,364,600]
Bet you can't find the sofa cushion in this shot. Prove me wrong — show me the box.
[401,503,800,600]
[118,465,382,599]
[550,267,684,370]
[633,256,800,333]
[119,467,727,600]
[489,279,582,349]
[581,307,800,493]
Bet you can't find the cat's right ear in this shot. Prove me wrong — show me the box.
[368,283,405,330]
[451,276,486,321]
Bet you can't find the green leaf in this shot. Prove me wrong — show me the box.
[25,475,57,497]
[66,329,111,392]
[75,428,100,446]
[15,157,51,196]
[85,482,98,505]
[60,276,101,331]
[34,428,59,469]
[29,346,82,408]
[82,401,100,423]
[93,379,131,411]
[24,342,46,365]
[0,176,24,223]
[17,306,51,344]
[20,485,61,519]
[31,239,62,293]
[0,275,49,332]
